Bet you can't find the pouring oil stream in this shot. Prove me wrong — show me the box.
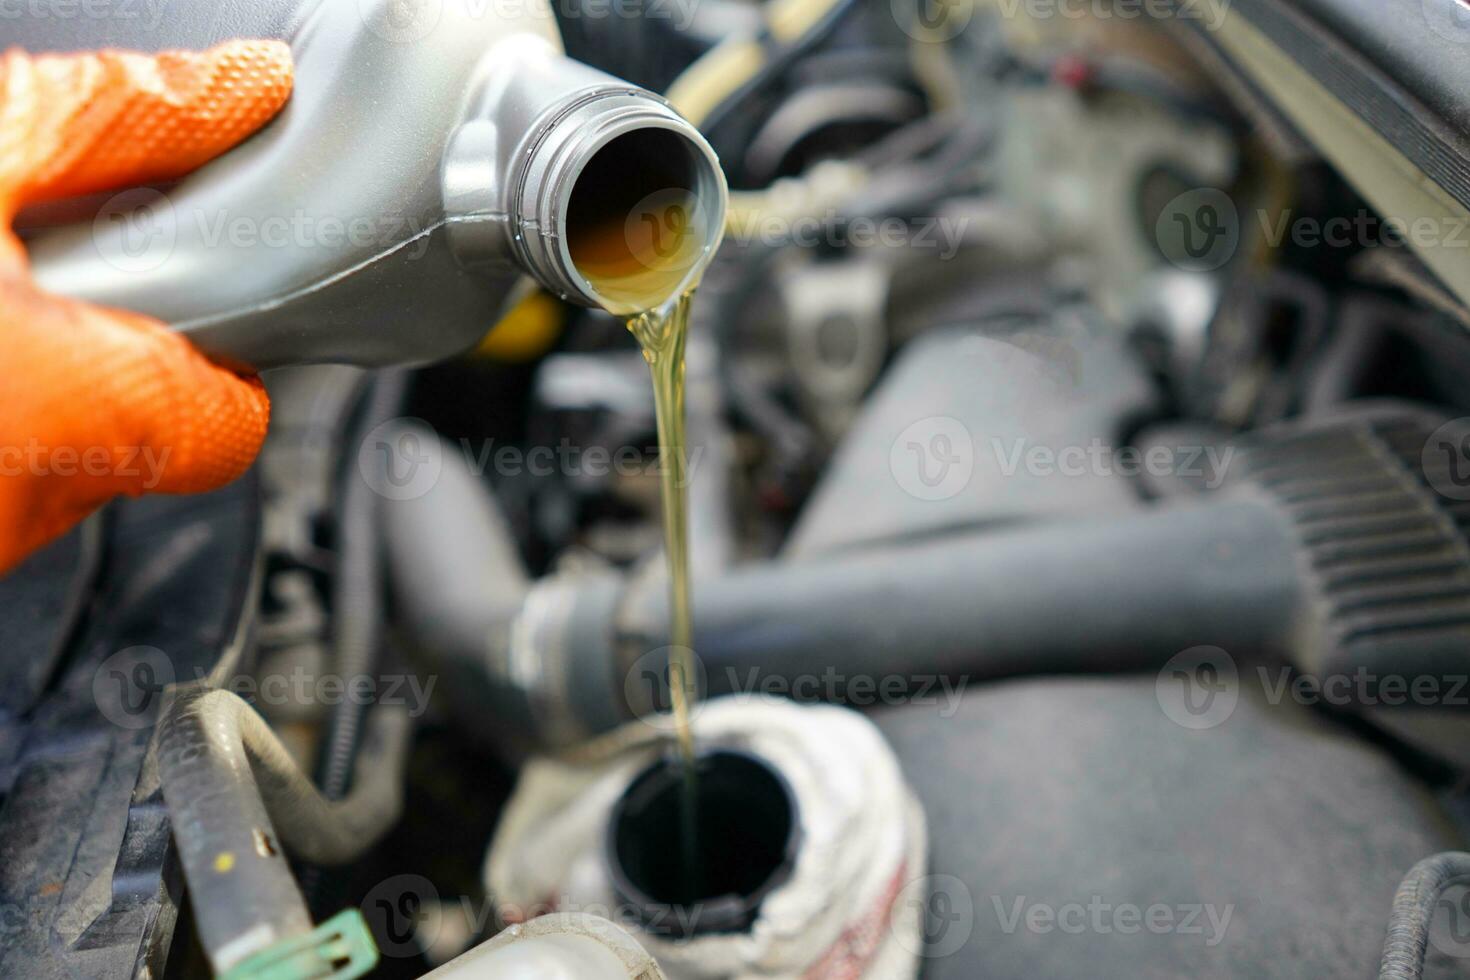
[570,190,714,891]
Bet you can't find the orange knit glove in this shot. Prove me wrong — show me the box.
[0,41,293,575]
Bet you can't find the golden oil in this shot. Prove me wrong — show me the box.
[570,196,705,772]
[568,194,703,317]
[570,191,708,891]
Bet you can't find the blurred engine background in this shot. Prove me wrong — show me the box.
[7,0,1470,977]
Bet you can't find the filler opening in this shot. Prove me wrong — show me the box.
[565,128,711,314]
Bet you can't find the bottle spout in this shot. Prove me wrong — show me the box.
[446,46,728,315]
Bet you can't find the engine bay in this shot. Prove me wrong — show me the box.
[5,0,1470,977]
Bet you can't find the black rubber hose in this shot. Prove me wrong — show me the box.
[317,370,408,800]
[381,421,530,687]
[615,497,1300,706]
[1379,852,1470,980]
[387,490,1303,750]
[382,428,530,633]
[302,370,407,913]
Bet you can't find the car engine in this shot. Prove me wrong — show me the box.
[5,0,1470,978]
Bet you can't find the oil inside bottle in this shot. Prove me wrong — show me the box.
[567,155,712,891]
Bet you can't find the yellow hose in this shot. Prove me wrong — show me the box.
[665,0,847,125]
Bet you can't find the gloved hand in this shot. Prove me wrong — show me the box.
[0,41,293,574]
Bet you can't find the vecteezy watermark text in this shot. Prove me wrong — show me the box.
[203,665,437,718]
[625,646,971,732]
[1156,646,1470,730]
[0,439,171,488]
[93,191,434,273]
[992,0,1229,29]
[894,0,1229,44]
[358,418,707,501]
[0,0,169,29]
[992,437,1235,489]
[992,895,1235,947]
[1256,208,1470,252]
[721,666,970,716]
[361,876,717,958]
[888,416,1239,502]
[726,209,971,260]
[359,0,701,44]
[92,646,437,729]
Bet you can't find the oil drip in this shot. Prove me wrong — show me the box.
[569,191,710,891]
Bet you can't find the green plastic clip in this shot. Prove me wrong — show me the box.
[220,909,379,980]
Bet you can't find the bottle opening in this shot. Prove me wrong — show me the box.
[607,749,798,937]
[565,127,717,315]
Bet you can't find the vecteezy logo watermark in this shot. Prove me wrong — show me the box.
[1430,883,1470,959]
[1423,0,1470,44]
[92,658,437,730]
[891,0,974,42]
[0,0,171,28]
[93,188,176,273]
[1155,646,1239,730]
[624,645,710,734]
[360,0,699,42]
[206,666,438,717]
[1255,208,1470,251]
[498,895,711,935]
[723,165,972,256]
[362,874,440,957]
[543,0,698,27]
[363,880,719,957]
[0,903,25,937]
[624,188,710,278]
[991,895,1235,946]
[991,438,1235,488]
[459,439,702,484]
[1155,188,1239,272]
[994,0,1231,29]
[0,439,172,488]
[358,419,707,501]
[188,208,433,255]
[895,0,1230,40]
[892,874,976,958]
[624,650,971,725]
[358,418,444,501]
[891,416,975,501]
[1422,418,1470,502]
[360,0,443,42]
[92,197,434,273]
[1255,667,1470,709]
[725,208,971,260]
[93,646,175,729]
[722,667,970,717]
